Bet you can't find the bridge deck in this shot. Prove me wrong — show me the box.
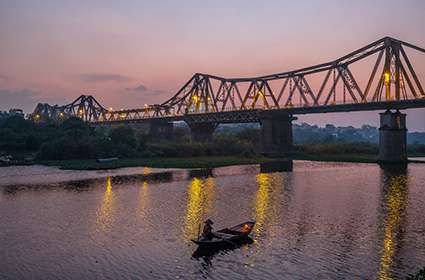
[93,99,425,124]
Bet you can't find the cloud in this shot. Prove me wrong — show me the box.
[126,84,148,92]
[80,73,131,83]
[125,83,166,96]
[116,83,170,107]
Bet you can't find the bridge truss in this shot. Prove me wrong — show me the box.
[31,37,425,123]
[32,95,107,122]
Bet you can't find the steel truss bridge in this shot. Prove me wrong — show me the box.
[31,37,425,124]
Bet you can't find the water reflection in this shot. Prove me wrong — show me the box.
[142,167,152,175]
[188,168,214,179]
[377,168,408,280]
[192,237,254,259]
[111,171,173,185]
[2,163,425,279]
[137,167,151,219]
[0,170,174,195]
[184,177,215,239]
[254,173,271,234]
[1,179,100,195]
[96,176,116,232]
[260,160,293,173]
[138,181,150,219]
[253,172,284,235]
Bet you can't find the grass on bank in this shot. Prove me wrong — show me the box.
[36,153,382,170]
[37,156,273,170]
[294,153,377,163]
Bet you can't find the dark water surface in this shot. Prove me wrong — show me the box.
[1,161,425,279]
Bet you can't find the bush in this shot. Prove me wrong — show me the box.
[295,142,378,155]
[236,128,260,145]
[37,135,98,160]
[109,126,137,148]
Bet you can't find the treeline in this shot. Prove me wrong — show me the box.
[1,116,425,161]
[0,117,258,160]
[293,122,425,145]
[0,116,145,160]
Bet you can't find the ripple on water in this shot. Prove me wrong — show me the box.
[1,161,425,279]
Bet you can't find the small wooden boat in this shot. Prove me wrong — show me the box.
[191,221,255,248]
[96,157,119,163]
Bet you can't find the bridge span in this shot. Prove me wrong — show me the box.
[31,37,425,163]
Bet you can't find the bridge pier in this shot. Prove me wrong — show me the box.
[187,122,218,142]
[260,112,297,157]
[378,110,407,163]
[149,120,174,140]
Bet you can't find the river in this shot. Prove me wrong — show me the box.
[1,161,424,279]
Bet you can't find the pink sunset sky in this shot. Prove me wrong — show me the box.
[0,0,424,130]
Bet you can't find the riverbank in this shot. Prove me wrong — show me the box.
[34,154,381,170]
[37,156,272,170]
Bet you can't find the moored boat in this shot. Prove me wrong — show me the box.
[191,221,255,248]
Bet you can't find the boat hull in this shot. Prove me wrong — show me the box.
[192,236,254,258]
[191,220,255,249]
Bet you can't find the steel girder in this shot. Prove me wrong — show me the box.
[31,95,108,122]
[182,109,260,124]
[109,36,425,121]
[31,37,425,124]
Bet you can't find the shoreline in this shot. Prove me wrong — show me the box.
[1,156,423,187]
[3,154,424,171]
[26,154,378,170]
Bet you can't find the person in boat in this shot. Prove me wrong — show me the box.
[201,219,216,240]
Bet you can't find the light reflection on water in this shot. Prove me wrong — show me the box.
[253,173,270,235]
[138,181,149,219]
[96,176,115,233]
[184,177,215,239]
[1,161,425,279]
[378,171,408,280]
[138,166,152,220]
[253,172,286,241]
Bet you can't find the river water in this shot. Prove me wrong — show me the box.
[1,161,424,279]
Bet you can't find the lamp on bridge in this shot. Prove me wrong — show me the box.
[384,72,391,101]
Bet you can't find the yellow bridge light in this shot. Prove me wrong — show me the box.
[108,107,113,112]
[59,112,64,117]
[384,72,391,101]
[384,72,390,84]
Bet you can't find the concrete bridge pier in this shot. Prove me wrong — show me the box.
[378,110,407,163]
[260,111,297,157]
[149,120,174,140]
[187,122,218,142]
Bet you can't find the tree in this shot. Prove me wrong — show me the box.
[109,126,137,148]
